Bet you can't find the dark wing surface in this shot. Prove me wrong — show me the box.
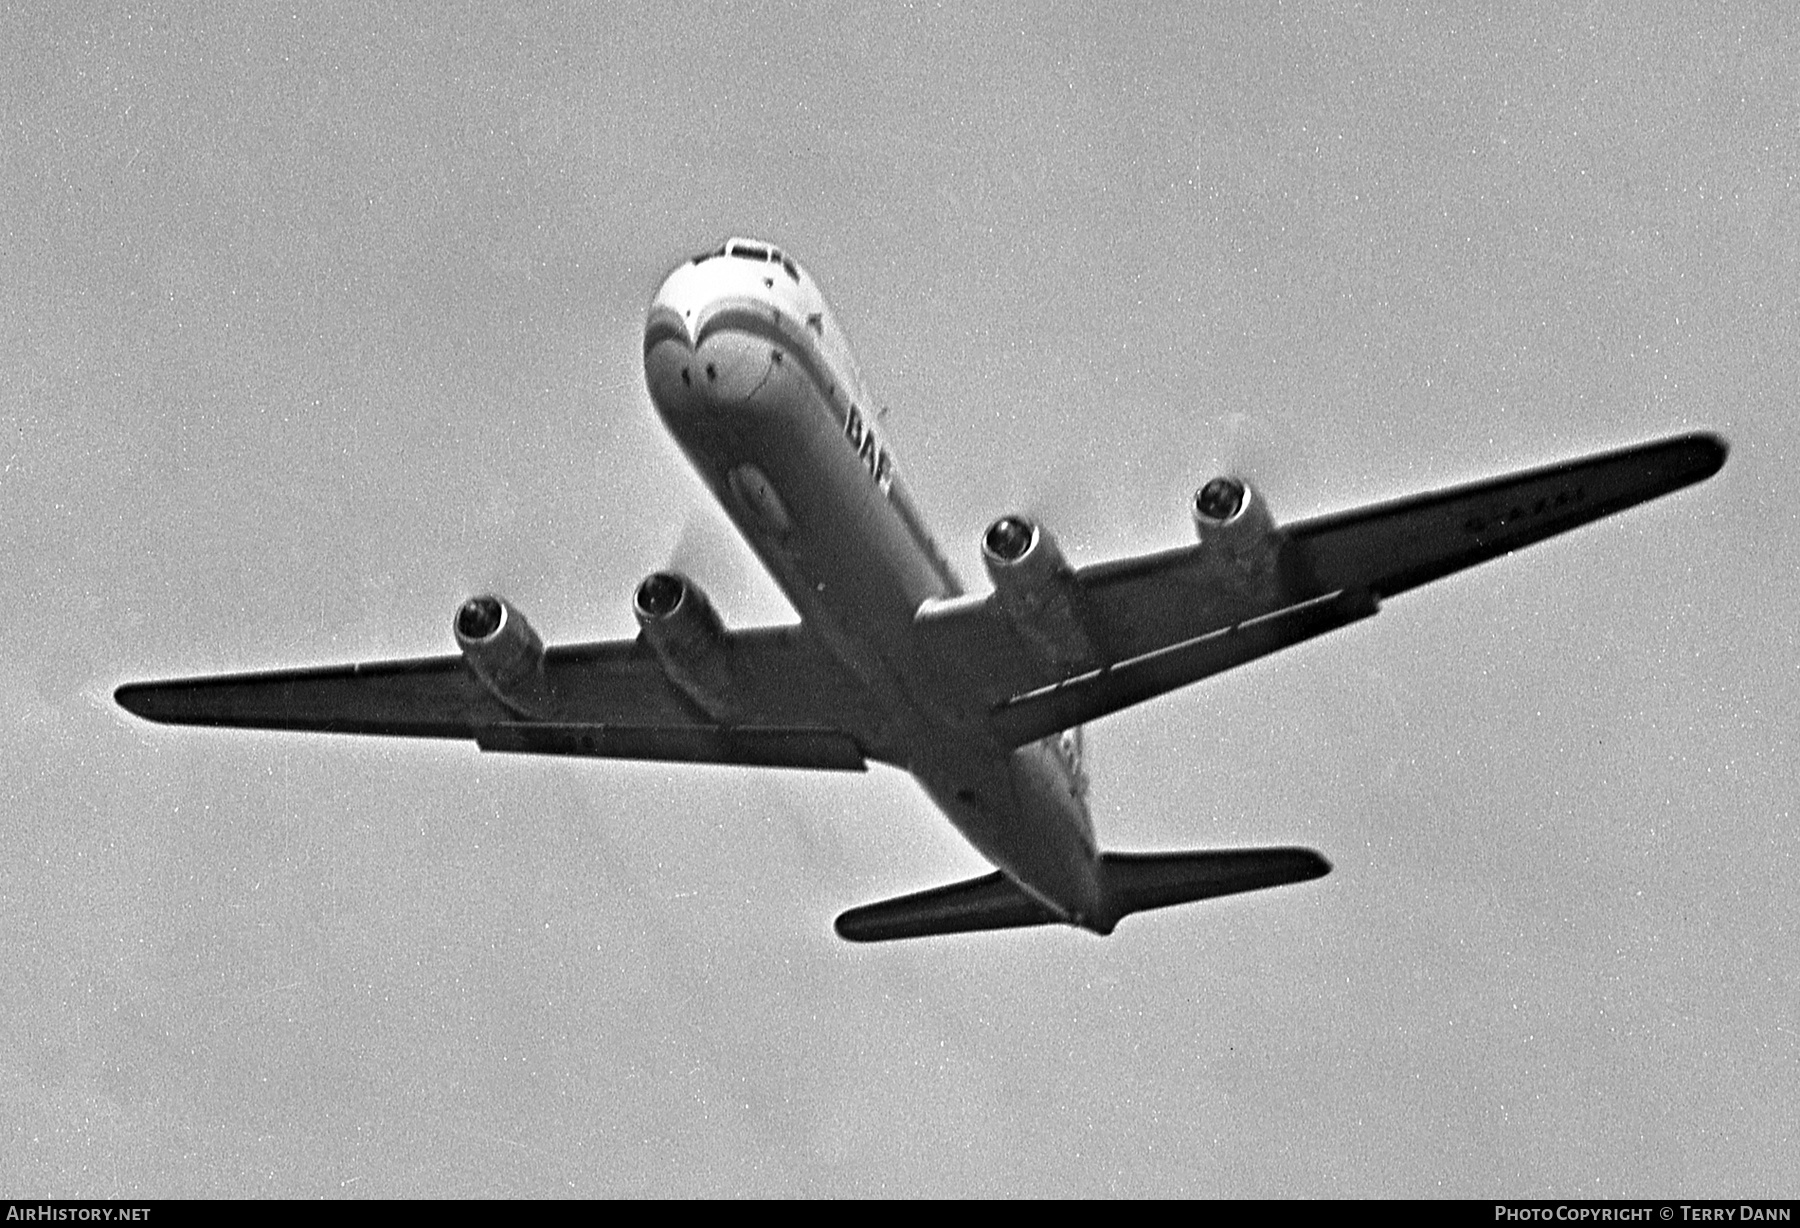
[1281,432,1727,599]
[918,433,1726,747]
[116,627,873,771]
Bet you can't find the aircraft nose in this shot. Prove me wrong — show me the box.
[645,264,699,355]
[643,260,782,412]
[645,302,690,345]
[643,265,701,411]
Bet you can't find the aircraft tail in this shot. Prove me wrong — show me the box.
[834,847,1329,942]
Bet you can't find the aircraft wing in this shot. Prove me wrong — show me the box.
[920,433,1726,747]
[116,626,874,771]
[1279,431,1728,599]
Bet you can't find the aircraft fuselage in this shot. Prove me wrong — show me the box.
[112,237,1726,939]
[642,239,1108,928]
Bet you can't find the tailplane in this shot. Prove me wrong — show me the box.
[835,847,1329,942]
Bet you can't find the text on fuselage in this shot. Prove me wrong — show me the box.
[844,403,894,495]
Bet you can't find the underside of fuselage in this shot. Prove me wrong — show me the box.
[643,245,1110,929]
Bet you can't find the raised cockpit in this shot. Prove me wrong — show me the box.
[691,237,800,283]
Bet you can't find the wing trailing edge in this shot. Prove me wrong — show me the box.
[114,629,874,771]
[476,721,865,771]
[987,587,1379,749]
[835,846,1330,942]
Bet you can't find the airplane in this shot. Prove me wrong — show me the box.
[116,236,1729,942]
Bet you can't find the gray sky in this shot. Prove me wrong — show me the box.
[3,1,1796,1197]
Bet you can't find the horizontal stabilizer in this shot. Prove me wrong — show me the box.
[835,846,1330,942]
[1100,847,1330,917]
[836,869,1062,941]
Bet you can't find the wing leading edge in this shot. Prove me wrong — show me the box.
[116,627,873,772]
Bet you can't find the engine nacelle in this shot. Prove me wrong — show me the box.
[980,515,1099,672]
[632,571,734,718]
[454,594,551,715]
[1191,476,1283,595]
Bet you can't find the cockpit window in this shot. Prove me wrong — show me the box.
[695,240,798,282]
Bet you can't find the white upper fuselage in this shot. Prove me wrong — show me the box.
[644,239,959,659]
[642,238,1104,924]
